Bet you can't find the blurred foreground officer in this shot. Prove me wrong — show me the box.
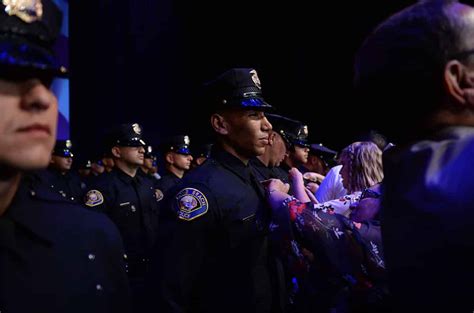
[157,68,280,313]
[0,1,131,312]
[84,123,159,312]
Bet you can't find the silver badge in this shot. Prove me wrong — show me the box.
[132,123,141,135]
[66,140,72,148]
[184,135,190,145]
[249,69,261,89]
[3,0,43,23]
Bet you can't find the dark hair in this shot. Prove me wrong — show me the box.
[354,0,467,142]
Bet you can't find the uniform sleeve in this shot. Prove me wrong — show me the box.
[83,178,113,213]
[158,182,218,313]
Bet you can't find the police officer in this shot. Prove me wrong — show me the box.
[299,143,337,176]
[274,118,310,182]
[138,145,160,183]
[84,123,159,312]
[156,135,193,198]
[0,1,131,312]
[191,143,213,168]
[34,139,85,202]
[250,113,294,183]
[157,68,279,313]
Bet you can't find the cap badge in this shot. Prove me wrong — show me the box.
[3,0,43,23]
[301,125,308,137]
[66,140,72,148]
[249,69,261,89]
[184,135,190,145]
[132,123,141,135]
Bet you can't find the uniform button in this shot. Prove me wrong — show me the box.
[71,197,75,201]
[88,254,96,260]
[131,205,136,212]
[30,191,36,196]
[123,254,128,260]
[96,284,103,291]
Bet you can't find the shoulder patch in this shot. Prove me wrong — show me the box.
[176,188,208,221]
[155,189,164,202]
[85,190,104,207]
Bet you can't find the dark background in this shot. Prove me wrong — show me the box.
[70,0,414,157]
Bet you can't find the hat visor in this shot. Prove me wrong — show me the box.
[53,151,73,158]
[310,144,337,155]
[293,139,310,148]
[117,138,147,147]
[0,36,67,78]
[176,147,191,155]
[228,97,274,111]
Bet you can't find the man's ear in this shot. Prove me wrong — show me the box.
[111,146,121,159]
[444,60,474,106]
[165,152,174,164]
[210,113,229,135]
[268,132,276,146]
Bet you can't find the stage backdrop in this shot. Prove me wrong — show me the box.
[51,0,69,140]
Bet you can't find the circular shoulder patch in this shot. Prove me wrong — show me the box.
[155,189,164,202]
[85,190,104,207]
[175,188,208,221]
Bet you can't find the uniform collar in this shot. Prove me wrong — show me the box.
[211,145,253,183]
[114,167,141,184]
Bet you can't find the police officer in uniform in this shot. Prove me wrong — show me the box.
[191,143,213,168]
[0,1,131,312]
[84,123,159,312]
[34,139,85,202]
[274,118,310,182]
[250,113,295,183]
[138,145,160,184]
[156,135,193,198]
[157,68,280,313]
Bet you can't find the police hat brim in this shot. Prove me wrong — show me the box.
[53,151,73,158]
[0,36,67,78]
[174,147,191,155]
[292,139,310,148]
[310,144,337,155]
[224,97,274,111]
[116,138,147,147]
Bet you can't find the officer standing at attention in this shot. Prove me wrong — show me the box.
[157,68,280,313]
[84,123,159,312]
[156,135,193,199]
[34,139,85,202]
[0,1,131,312]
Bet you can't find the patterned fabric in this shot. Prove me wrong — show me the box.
[273,197,388,311]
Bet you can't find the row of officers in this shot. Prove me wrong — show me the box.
[30,100,343,313]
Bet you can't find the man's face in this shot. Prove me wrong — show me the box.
[291,145,309,165]
[0,78,58,171]
[268,132,287,167]
[116,146,145,166]
[50,155,73,172]
[222,109,272,158]
[143,157,154,170]
[170,153,193,171]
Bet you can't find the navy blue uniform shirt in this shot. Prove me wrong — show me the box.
[0,175,131,313]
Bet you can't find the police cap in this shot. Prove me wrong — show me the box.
[161,135,191,155]
[204,68,273,111]
[0,0,67,78]
[106,123,146,148]
[266,114,309,148]
[52,139,73,157]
